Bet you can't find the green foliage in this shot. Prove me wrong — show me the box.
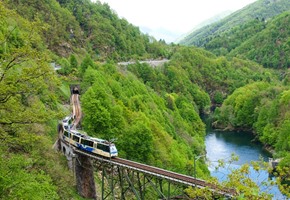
[57,57,71,75]
[274,165,290,198]
[0,3,80,199]
[81,84,125,139]
[0,2,59,130]
[79,54,98,76]
[254,89,290,152]
[81,66,100,93]
[1,0,289,199]
[214,82,290,169]
[214,82,271,127]
[213,91,224,104]
[3,0,170,60]
[186,157,281,199]
[205,18,266,56]
[119,114,154,162]
[80,64,207,174]
[229,11,290,69]
[138,46,274,101]
[0,152,59,199]
[180,0,290,69]
[5,0,83,57]
[180,0,290,46]
[69,54,78,69]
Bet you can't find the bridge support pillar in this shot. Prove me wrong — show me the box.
[75,152,97,199]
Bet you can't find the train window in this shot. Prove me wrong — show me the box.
[64,131,69,137]
[81,139,93,147]
[87,140,94,147]
[73,135,80,142]
[97,143,110,152]
[104,145,110,152]
[97,143,103,151]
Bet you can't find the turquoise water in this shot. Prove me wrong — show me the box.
[205,130,288,200]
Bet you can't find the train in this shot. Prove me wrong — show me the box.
[60,116,118,158]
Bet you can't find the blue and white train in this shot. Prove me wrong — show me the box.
[60,116,118,158]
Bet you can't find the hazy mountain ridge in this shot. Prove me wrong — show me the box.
[175,10,233,43]
[179,0,290,47]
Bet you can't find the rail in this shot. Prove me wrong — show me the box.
[67,91,236,198]
[72,147,236,197]
[71,94,81,129]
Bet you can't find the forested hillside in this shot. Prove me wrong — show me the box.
[4,0,170,60]
[0,0,289,199]
[228,11,290,69]
[80,62,208,171]
[203,18,267,56]
[0,1,210,198]
[0,3,78,198]
[195,11,290,69]
[213,79,290,168]
[127,47,276,102]
[179,0,290,68]
[180,0,290,46]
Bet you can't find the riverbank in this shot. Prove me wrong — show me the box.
[206,113,278,157]
[205,130,286,199]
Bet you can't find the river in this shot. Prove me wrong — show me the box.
[205,130,287,199]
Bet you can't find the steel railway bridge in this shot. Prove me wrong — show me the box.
[71,147,236,199]
[57,86,236,199]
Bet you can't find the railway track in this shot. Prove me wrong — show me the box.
[73,148,237,198]
[68,89,236,198]
[71,94,81,129]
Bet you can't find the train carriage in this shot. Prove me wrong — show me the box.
[61,118,118,158]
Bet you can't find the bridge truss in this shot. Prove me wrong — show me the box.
[58,87,235,199]
[73,148,234,200]
[96,160,188,200]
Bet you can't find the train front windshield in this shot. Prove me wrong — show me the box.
[110,145,118,156]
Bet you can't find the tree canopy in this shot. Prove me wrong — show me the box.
[0,0,289,198]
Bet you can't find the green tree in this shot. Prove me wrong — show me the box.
[119,115,154,162]
[185,158,279,199]
[0,4,75,199]
[213,91,224,104]
[70,54,78,69]
[81,67,100,93]
[81,83,125,139]
[57,57,71,75]
[0,3,58,130]
[79,54,96,75]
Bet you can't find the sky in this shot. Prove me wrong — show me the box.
[96,0,257,43]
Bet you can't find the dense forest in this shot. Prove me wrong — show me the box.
[179,0,290,69]
[228,11,290,69]
[0,0,289,199]
[4,0,170,60]
[179,0,290,46]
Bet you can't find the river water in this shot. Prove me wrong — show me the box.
[205,130,287,199]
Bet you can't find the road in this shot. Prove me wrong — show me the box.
[118,59,169,67]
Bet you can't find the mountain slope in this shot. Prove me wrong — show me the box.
[0,2,79,198]
[5,0,170,60]
[1,0,289,199]
[228,11,290,69]
[179,0,290,48]
[175,10,233,43]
